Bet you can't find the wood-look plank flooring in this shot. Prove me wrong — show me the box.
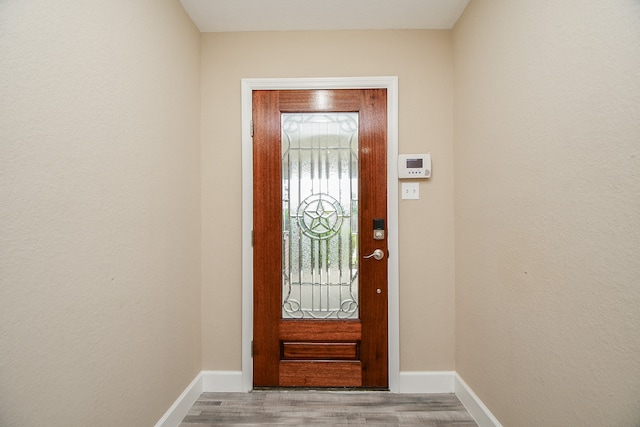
[179,391,478,426]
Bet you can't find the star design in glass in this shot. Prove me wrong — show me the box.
[304,200,337,233]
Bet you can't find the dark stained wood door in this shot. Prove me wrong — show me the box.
[252,89,388,388]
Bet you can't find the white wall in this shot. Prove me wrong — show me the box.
[454,1,640,425]
[0,1,202,426]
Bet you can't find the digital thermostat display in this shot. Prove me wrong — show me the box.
[398,153,431,179]
[406,158,423,169]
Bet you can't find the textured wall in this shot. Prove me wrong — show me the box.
[200,30,456,372]
[454,1,640,426]
[0,1,201,426]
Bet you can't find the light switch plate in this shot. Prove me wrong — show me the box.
[401,182,419,200]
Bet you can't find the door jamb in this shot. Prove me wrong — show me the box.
[241,77,399,392]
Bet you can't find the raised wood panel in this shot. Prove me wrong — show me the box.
[279,361,362,387]
[282,342,359,360]
[280,320,362,341]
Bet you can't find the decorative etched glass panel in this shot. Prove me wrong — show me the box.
[282,113,359,319]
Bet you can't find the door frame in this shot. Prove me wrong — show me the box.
[241,77,399,392]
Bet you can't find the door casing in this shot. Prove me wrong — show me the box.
[241,77,399,392]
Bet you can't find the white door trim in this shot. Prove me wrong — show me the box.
[241,77,399,392]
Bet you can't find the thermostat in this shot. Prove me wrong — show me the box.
[398,153,431,179]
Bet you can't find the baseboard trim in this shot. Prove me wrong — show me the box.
[201,370,243,392]
[398,371,455,393]
[156,370,501,427]
[454,373,503,427]
[154,372,203,427]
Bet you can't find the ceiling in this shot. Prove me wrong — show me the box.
[179,0,470,32]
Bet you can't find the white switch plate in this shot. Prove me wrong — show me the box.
[401,182,419,200]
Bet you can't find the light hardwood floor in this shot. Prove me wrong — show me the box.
[179,391,478,426]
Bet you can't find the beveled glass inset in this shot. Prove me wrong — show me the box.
[282,113,359,319]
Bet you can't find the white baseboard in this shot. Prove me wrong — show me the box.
[154,371,243,427]
[155,370,500,427]
[201,370,244,392]
[454,373,503,427]
[154,372,203,427]
[398,371,455,393]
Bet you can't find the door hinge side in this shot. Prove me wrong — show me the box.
[251,340,254,358]
[250,120,254,137]
[251,230,254,247]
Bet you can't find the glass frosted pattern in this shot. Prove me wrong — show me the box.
[282,113,359,319]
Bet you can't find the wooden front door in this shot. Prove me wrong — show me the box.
[252,89,388,388]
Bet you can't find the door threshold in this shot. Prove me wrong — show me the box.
[251,387,390,392]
